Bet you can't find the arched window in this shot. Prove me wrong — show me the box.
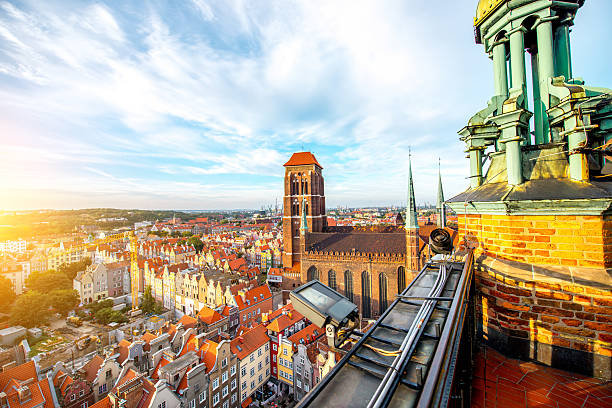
[307,266,319,281]
[397,266,406,293]
[361,271,371,318]
[328,270,337,291]
[379,273,388,313]
[344,270,353,302]
[303,180,308,195]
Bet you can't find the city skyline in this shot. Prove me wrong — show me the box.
[1,1,611,210]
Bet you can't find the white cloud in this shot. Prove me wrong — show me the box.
[2,0,608,210]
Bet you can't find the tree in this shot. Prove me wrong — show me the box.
[58,258,92,280]
[49,289,79,316]
[88,299,114,314]
[140,286,164,315]
[170,231,181,238]
[0,276,16,309]
[26,270,71,292]
[10,291,50,328]
[187,236,204,253]
[140,286,156,314]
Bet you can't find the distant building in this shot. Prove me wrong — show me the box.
[282,152,456,318]
[0,239,26,254]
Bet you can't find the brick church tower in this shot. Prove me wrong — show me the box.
[282,152,326,268]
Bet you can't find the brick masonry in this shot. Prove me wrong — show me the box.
[456,211,612,378]
[299,253,417,318]
[456,214,612,268]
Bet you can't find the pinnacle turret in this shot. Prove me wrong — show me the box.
[406,151,418,230]
[437,159,446,228]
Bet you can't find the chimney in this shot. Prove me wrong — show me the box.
[0,392,7,408]
[1,362,16,372]
[17,386,32,403]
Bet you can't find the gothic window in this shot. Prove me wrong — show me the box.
[398,266,406,293]
[379,272,388,313]
[362,271,371,318]
[328,270,337,291]
[307,266,319,281]
[344,270,353,302]
[303,180,308,195]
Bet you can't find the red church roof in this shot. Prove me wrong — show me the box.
[284,152,322,168]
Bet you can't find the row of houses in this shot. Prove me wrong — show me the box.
[7,296,336,408]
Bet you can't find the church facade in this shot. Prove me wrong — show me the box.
[282,151,451,318]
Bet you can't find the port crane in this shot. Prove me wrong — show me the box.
[56,231,140,310]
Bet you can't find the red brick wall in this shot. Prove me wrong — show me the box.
[477,267,612,358]
[300,253,416,317]
[457,214,612,268]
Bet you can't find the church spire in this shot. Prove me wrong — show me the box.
[300,197,308,235]
[437,158,446,228]
[406,150,418,230]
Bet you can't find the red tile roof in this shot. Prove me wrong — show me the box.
[59,376,73,394]
[151,354,172,380]
[233,285,272,311]
[230,325,269,360]
[228,258,246,271]
[112,368,139,392]
[197,306,224,325]
[116,339,131,364]
[201,340,219,373]
[52,370,65,388]
[81,355,104,383]
[178,314,197,329]
[288,323,323,345]
[89,397,112,408]
[141,332,157,344]
[0,361,37,390]
[0,361,56,408]
[284,152,322,168]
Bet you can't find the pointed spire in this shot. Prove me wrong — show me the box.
[406,149,418,230]
[300,197,308,235]
[437,158,446,228]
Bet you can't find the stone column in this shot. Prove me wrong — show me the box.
[535,17,556,144]
[531,51,542,145]
[508,26,528,106]
[469,148,484,189]
[492,40,508,97]
[554,22,572,80]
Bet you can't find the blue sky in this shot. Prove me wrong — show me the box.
[0,0,611,210]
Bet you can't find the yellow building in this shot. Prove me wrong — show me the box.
[47,242,87,270]
[277,337,295,391]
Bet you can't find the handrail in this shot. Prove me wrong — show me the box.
[417,250,475,407]
[294,261,434,408]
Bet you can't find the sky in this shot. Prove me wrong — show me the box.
[0,1,611,211]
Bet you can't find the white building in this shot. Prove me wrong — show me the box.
[230,324,270,404]
[0,239,27,254]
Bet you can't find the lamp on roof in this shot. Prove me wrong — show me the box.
[289,280,359,349]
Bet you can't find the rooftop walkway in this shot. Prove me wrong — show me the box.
[472,346,612,408]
